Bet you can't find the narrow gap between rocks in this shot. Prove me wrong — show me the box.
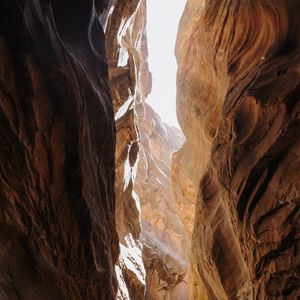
[131,1,190,299]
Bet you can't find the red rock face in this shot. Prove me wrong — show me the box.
[3,0,298,299]
[135,103,189,299]
[175,1,300,299]
[105,0,149,298]
[0,1,118,299]
[105,0,190,298]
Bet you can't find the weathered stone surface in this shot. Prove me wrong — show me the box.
[135,103,189,299]
[175,0,300,299]
[105,0,150,298]
[105,0,191,298]
[5,0,298,299]
[0,1,118,299]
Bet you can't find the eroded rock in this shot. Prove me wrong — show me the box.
[105,0,149,298]
[175,0,300,299]
[135,103,188,299]
[105,0,190,298]
[0,1,118,299]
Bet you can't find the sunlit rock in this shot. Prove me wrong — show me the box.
[105,0,190,298]
[175,0,300,299]
[105,0,149,297]
[135,103,189,299]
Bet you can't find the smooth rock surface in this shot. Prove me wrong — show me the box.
[0,1,118,299]
[174,0,300,299]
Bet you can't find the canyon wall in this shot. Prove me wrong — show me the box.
[105,0,150,298]
[0,0,190,299]
[135,103,188,299]
[0,1,118,299]
[105,0,190,298]
[4,0,297,299]
[175,0,300,299]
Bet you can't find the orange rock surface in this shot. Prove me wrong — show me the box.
[174,1,300,299]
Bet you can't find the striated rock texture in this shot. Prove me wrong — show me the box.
[105,0,150,298]
[105,0,191,298]
[0,0,118,299]
[135,103,188,299]
[175,0,300,299]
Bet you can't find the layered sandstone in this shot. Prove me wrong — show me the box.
[105,0,150,298]
[175,0,300,299]
[0,1,118,299]
[104,0,194,298]
[105,0,191,298]
[135,103,188,299]
[0,0,193,299]
[4,0,297,299]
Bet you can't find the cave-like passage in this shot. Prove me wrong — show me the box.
[146,0,186,128]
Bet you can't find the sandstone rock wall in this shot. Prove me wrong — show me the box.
[105,1,191,298]
[0,1,118,299]
[175,0,300,299]
[135,103,188,299]
[0,0,192,299]
[105,0,150,298]
[3,0,295,299]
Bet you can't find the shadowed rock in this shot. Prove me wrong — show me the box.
[0,1,118,299]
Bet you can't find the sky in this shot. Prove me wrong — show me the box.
[146,0,186,128]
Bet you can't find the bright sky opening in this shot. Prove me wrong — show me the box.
[146,0,186,128]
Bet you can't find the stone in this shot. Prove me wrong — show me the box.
[135,103,188,299]
[0,1,118,299]
[174,1,300,299]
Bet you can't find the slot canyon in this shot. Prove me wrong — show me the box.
[0,0,299,299]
